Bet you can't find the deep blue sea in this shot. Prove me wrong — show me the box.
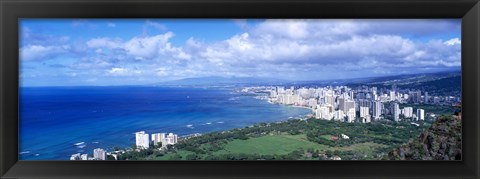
[19,86,311,160]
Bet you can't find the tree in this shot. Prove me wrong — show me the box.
[169,154,182,160]
[185,154,198,160]
[106,155,116,160]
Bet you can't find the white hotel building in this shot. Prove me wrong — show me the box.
[417,109,425,120]
[93,148,106,160]
[150,132,179,148]
[163,133,178,147]
[403,107,413,118]
[135,131,150,149]
[151,133,166,146]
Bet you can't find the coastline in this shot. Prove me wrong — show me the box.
[177,95,315,141]
[20,86,313,160]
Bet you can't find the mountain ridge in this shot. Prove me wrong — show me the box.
[152,70,461,87]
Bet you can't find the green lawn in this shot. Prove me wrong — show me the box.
[214,134,329,155]
[154,134,391,160]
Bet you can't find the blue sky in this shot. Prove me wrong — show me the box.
[20,19,461,86]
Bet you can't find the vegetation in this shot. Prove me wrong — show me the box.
[116,118,434,160]
[385,115,462,160]
[399,104,456,116]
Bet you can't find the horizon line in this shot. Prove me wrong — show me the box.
[20,69,461,88]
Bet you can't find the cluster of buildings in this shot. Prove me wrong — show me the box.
[70,148,106,160]
[256,85,459,123]
[69,131,179,160]
[135,131,178,149]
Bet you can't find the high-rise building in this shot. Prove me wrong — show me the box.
[135,131,150,149]
[161,133,179,148]
[269,90,277,98]
[166,133,178,144]
[151,133,166,146]
[393,103,400,122]
[315,105,332,120]
[338,97,346,111]
[325,95,335,107]
[415,90,422,103]
[349,91,354,100]
[347,108,356,123]
[403,107,413,118]
[372,101,382,120]
[93,148,106,160]
[360,106,370,123]
[344,100,355,113]
[358,99,370,108]
[360,106,369,118]
[417,109,425,120]
[334,110,345,121]
[390,91,396,101]
[307,98,317,109]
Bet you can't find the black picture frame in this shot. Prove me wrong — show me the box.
[1,0,479,178]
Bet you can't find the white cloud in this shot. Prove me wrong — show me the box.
[146,20,167,31]
[23,19,461,84]
[155,67,169,76]
[20,45,70,61]
[86,38,123,49]
[106,67,143,76]
[192,20,459,74]
[186,37,202,48]
[444,38,461,46]
[85,32,191,61]
[253,20,309,39]
[124,32,174,59]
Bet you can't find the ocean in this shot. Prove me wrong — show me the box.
[19,86,312,160]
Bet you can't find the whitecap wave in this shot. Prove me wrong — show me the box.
[74,142,85,146]
[206,122,212,125]
[216,121,224,124]
[34,154,40,157]
[228,97,239,101]
[186,124,194,128]
[19,151,30,154]
[76,145,87,149]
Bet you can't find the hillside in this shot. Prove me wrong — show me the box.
[115,118,430,160]
[345,71,461,96]
[385,115,462,160]
[151,70,460,90]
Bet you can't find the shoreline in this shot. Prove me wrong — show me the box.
[23,88,314,160]
[178,96,315,140]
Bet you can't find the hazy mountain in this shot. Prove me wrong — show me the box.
[364,70,460,86]
[345,70,461,96]
[152,70,461,89]
[154,76,289,87]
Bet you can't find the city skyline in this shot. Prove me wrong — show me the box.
[20,19,461,86]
